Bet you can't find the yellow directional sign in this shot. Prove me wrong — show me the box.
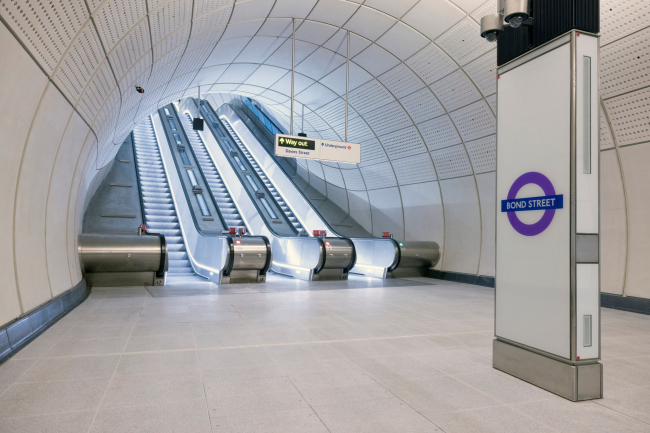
[276,135,315,150]
[274,134,360,164]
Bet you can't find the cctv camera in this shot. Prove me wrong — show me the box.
[135,86,144,93]
[504,0,529,28]
[480,13,504,43]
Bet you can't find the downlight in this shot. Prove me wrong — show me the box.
[504,0,530,28]
[480,13,503,43]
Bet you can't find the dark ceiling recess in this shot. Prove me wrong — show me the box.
[497,0,600,66]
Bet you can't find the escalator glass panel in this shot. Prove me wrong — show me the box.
[196,194,210,216]
[260,198,278,220]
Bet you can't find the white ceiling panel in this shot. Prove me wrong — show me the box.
[322,165,346,188]
[418,115,462,151]
[463,49,497,97]
[153,24,191,60]
[258,19,294,37]
[194,0,235,17]
[601,26,650,99]
[601,0,650,46]
[265,39,319,69]
[486,93,496,113]
[236,36,285,63]
[436,17,492,66]
[400,88,445,124]
[295,21,339,46]
[244,65,287,87]
[216,63,259,83]
[270,0,319,19]
[221,19,265,40]
[258,89,291,104]
[307,0,360,27]
[470,0,498,22]
[430,70,482,112]
[341,168,366,190]
[230,0,275,23]
[348,80,394,114]
[359,137,388,166]
[203,38,251,67]
[317,99,347,126]
[465,134,496,173]
[363,101,411,136]
[402,0,465,41]
[363,0,418,19]
[319,63,373,95]
[392,154,437,185]
[150,0,193,45]
[192,5,233,36]
[378,64,426,99]
[269,72,315,96]
[405,43,458,85]
[191,64,229,86]
[431,144,473,179]
[453,0,489,13]
[604,86,650,146]
[295,82,339,108]
[296,48,346,81]
[235,84,265,95]
[353,44,400,76]
[93,1,146,54]
[600,107,615,150]
[379,126,427,160]
[360,162,397,189]
[323,30,372,58]
[449,99,496,142]
[376,21,429,61]
[344,6,396,41]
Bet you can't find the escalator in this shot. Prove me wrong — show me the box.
[210,98,442,279]
[194,99,355,281]
[132,117,194,280]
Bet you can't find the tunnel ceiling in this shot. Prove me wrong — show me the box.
[0,0,646,218]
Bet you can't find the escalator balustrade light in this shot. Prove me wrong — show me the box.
[260,198,278,220]
[196,194,210,216]
[167,119,177,131]
[179,150,191,166]
[173,133,182,145]
[164,107,172,117]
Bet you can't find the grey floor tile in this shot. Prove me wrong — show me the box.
[17,355,119,383]
[200,363,286,384]
[265,342,343,364]
[0,359,36,386]
[116,351,199,377]
[130,322,194,337]
[385,335,464,354]
[413,349,493,376]
[197,346,275,370]
[328,339,403,359]
[193,330,260,349]
[90,399,211,433]
[123,334,195,352]
[101,373,204,409]
[314,397,442,432]
[204,376,309,417]
[42,337,128,357]
[290,370,393,407]
[60,324,134,340]
[0,410,95,432]
[428,404,555,433]
[512,398,650,433]
[595,387,650,424]
[351,355,446,382]
[454,369,557,404]
[211,408,329,433]
[0,377,110,418]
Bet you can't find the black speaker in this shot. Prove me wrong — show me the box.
[192,118,204,131]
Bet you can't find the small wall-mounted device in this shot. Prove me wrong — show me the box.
[135,86,144,93]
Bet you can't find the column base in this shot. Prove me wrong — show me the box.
[493,339,602,401]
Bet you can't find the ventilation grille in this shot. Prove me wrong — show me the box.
[360,162,397,190]
[600,26,650,100]
[431,144,473,179]
[378,64,425,99]
[363,101,411,136]
[348,80,394,114]
[450,100,496,142]
[322,165,346,188]
[341,168,366,190]
[418,115,462,151]
[464,49,497,97]
[604,86,650,147]
[430,70,482,112]
[392,154,437,185]
[436,17,492,66]
[405,43,458,85]
[379,126,427,160]
[466,135,497,173]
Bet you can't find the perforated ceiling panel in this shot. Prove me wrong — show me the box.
[600,0,650,46]
[322,165,346,188]
[463,49,496,97]
[392,154,437,185]
[435,17,491,66]
[430,70,482,112]
[604,87,650,147]
[341,168,366,191]
[600,26,650,100]
[450,100,495,142]
[600,107,615,150]
[363,101,411,137]
[431,144,474,179]
[360,162,397,190]
[400,88,445,124]
[378,64,425,99]
[418,115,462,151]
[379,126,427,160]
[465,134,496,173]
[405,43,458,85]
[348,80,394,114]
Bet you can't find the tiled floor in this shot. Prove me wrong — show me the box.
[1,275,650,432]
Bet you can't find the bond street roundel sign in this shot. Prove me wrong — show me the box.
[501,172,563,236]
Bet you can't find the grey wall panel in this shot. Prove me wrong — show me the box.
[368,187,404,239]
[600,150,627,295]
[618,144,650,299]
[476,172,496,277]
[440,176,481,274]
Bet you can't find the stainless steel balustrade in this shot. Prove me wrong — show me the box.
[194,101,355,281]
[217,99,442,278]
[78,233,168,287]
